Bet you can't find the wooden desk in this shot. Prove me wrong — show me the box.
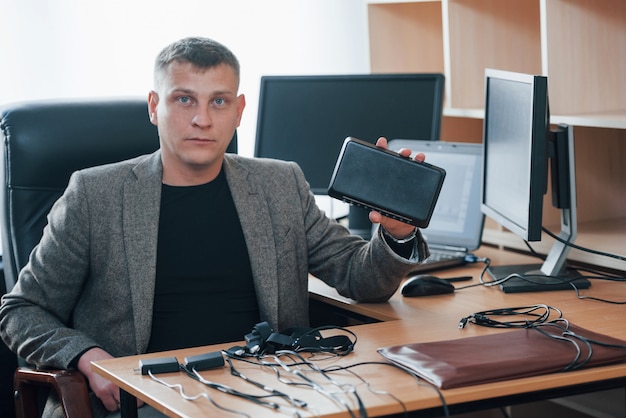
[93,247,626,417]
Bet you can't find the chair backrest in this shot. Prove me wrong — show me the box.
[0,97,237,292]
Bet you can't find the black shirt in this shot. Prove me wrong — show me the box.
[147,170,259,352]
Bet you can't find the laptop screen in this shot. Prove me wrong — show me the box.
[388,140,484,251]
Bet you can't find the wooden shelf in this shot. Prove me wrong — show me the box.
[543,0,626,118]
[482,218,626,273]
[367,0,626,127]
[366,0,626,271]
[551,113,626,130]
[445,0,542,109]
[368,2,445,75]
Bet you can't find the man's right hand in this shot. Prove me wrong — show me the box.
[77,347,145,412]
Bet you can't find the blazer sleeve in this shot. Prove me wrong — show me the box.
[292,163,428,302]
[0,172,102,368]
[0,159,146,369]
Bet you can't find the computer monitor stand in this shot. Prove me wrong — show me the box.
[489,264,590,293]
[490,126,590,293]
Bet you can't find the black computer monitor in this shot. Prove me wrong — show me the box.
[480,68,589,293]
[254,73,445,237]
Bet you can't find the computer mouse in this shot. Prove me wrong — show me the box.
[401,274,455,297]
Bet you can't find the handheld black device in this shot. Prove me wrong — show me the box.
[328,137,446,228]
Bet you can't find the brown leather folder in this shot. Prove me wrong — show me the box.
[378,323,626,389]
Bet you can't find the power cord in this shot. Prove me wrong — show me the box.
[460,246,624,299]
[458,304,562,329]
[542,226,626,263]
[179,362,303,416]
[144,321,456,417]
[459,306,626,373]
[231,350,368,418]
[452,256,493,290]
[146,369,250,417]
[564,265,626,304]
[224,356,308,409]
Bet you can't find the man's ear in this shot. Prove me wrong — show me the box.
[147,91,159,126]
[235,93,246,127]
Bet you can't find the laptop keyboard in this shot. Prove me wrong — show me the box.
[427,251,462,263]
[410,250,468,273]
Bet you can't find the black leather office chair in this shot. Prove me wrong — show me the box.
[0,97,237,418]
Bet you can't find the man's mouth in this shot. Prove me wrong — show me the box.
[187,137,216,143]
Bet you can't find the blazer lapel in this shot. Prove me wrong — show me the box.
[223,156,280,328]
[123,152,163,353]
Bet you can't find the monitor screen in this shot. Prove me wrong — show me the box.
[254,74,445,194]
[480,69,589,293]
[481,69,548,242]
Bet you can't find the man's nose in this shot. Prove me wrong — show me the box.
[191,106,212,127]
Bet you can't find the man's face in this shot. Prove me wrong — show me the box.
[148,61,245,184]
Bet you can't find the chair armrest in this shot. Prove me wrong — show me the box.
[14,367,93,418]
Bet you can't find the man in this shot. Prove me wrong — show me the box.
[0,37,429,417]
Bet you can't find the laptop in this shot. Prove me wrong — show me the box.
[388,140,484,273]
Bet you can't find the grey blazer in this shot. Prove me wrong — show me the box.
[0,151,426,369]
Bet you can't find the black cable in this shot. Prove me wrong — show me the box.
[292,325,357,356]
[570,276,626,304]
[326,361,451,418]
[461,314,593,373]
[523,239,544,260]
[458,255,625,303]
[225,356,308,409]
[530,321,588,371]
[542,226,626,262]
[541,320,626,351]
[272,350,368,418]
[460,308,626,377]
[454,257,493,290]
[469,227,625,291]
[324,361,409,416]
[226,350,367,418]
[179,363,290,413]
[147,369,251,417]
[458,304,562,329]
[556,266,626,304]
[478,268,588,292]
[570,264,625,279]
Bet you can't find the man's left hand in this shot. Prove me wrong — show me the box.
[368,137,425,240]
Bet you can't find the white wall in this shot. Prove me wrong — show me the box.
[0,0,370,156]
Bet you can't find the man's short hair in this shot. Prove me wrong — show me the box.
[154,37,240,89]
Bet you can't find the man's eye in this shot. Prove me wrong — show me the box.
[178,96,191,104]
[214,98,226,106]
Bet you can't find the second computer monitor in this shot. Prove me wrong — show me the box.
[254,73,445,194]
